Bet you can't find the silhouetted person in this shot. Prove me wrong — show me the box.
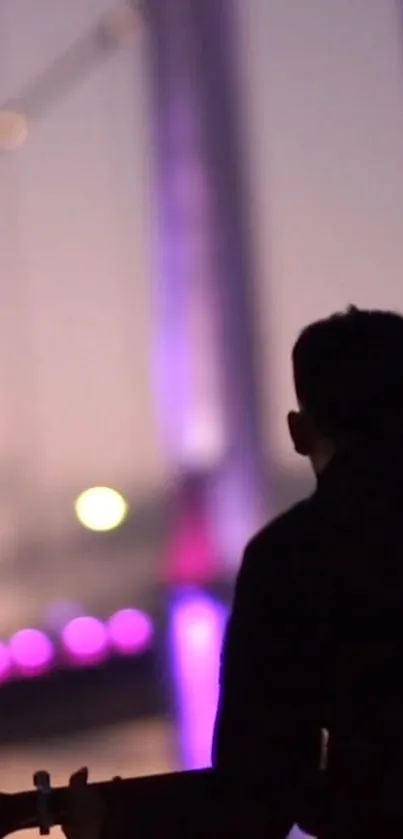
[213,306,403,838]
[62,306,403,839]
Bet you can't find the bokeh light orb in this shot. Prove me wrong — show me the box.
[173,597,223,654]
[61,616,109,664]
[9,629,54,676]
[74,486,128,532]
[0,111,28,150]
[107,608,153,655]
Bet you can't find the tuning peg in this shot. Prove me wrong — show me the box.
[33,771,52,835]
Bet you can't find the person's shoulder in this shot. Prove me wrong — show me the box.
[247,498,314,557]
[240,497,317,585]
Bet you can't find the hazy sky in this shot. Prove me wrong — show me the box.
[238,0,403,464]
[0,0,162,541]
[1,0,403,539]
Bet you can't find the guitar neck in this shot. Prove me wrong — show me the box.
[3,769,214,837]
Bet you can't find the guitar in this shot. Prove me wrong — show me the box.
[0,769,210,837]
[0,768,301,839]
[0,729,330,838]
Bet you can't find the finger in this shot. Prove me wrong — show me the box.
[69,767,89,787]
[65,768,94,830]
[67,767,91,810]
[63,768,101,839]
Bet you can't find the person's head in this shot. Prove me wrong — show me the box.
[287,306,403,475]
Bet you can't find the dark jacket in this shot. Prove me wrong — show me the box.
[212,436,403,837]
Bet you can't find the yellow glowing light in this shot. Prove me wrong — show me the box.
[0,111,28,150]
[74,487,128,532]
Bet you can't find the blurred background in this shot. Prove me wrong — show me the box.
[1,0,403,835]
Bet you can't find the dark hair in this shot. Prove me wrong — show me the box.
[292,306,403,439]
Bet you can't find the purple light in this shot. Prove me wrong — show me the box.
[9,629,54,676]
[61,616,109,665]
[210,461,265,572]
[107,609,153,655]
[0,642,11,682]
[170,591,227,769]
[288,828,312,839]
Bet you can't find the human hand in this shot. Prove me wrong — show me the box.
[61,768,103,839]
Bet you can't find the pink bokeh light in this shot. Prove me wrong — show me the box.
[9,629,54,676]
[61,616,109,665]
[107,609,153,655]
[170,591,227,769]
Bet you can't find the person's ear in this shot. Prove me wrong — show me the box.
[287,410,312,457]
